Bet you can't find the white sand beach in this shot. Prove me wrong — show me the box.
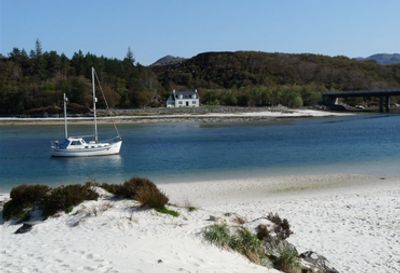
[0,109,352,125]
[1,174,399,273]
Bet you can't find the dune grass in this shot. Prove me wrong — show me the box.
[274,246,301,273]
[204,224,270,265]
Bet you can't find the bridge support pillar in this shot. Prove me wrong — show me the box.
[322,95,337,107]
[385,96,390,112]
[379,97,384,112]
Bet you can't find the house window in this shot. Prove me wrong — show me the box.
[192,101,197,104]
[178,101,183,104]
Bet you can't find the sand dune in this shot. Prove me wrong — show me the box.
[1,174,398,273]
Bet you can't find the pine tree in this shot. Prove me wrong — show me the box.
[35,39,43,56]
[125,47,135,65]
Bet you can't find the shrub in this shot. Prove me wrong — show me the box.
[267,212,293,240]
[101,177,163,200]
[122,177,160,199]
[3,184,51,220]
[100,177,169,210]
[3,200,23,221]
[256,224,271,240]
[135,181,169,209]
[42,184,99,217]
[100,183,124,196]
[274,246,301,273]
[10,184,51,203]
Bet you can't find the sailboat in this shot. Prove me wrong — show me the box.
[51,67,122,157]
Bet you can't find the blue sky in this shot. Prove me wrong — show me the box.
[1,0,399,65]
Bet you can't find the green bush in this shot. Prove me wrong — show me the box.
[42,184,99,217]
[3,184,51,220]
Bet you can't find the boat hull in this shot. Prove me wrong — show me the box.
[51,140,122,157]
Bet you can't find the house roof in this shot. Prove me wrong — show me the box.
[175,90,197,99]
[168,90,198,101]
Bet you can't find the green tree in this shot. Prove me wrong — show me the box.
[125,47,135,65]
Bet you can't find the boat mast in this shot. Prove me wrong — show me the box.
[92,67,98,143]
[63,93,68,139]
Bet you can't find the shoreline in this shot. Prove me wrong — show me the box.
[0,109,354,125]
[158,173,399,208]
[0,173,390,199]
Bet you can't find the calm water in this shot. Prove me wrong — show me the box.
[1,114,400,191]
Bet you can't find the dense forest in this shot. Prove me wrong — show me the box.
[1,40,400,115]
[0,40,162,115]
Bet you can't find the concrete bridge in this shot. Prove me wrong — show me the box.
[322,89,400,112]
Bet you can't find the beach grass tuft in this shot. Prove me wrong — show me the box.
[204,224,270,265]
[156,207,179,217]
[230,228,265,264]
[273,246,301,273]
[204,224,232,249]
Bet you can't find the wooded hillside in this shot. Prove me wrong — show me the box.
[1,42,400,115]
[153,51,400,107]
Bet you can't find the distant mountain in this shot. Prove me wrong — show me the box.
[150,55,186,67]
[152,51,400,91]
[356,53,400,65]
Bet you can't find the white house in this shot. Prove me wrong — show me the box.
[166,89,200,108]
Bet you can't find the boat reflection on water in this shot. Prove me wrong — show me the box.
[52,154,125,183]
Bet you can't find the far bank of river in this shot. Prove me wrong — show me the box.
[0,108,353,125]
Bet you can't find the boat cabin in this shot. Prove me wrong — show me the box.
[55,137,106,150]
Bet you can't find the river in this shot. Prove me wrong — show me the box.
[1,114,400,191]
